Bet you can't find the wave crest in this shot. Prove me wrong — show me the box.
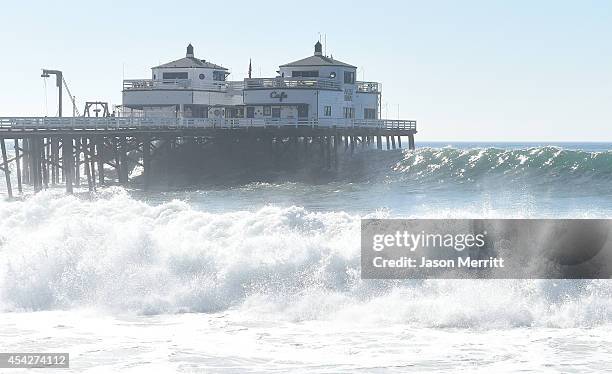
[391,146,612,186]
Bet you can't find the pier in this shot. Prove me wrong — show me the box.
[0,117,416,197]
[1,41,420,198]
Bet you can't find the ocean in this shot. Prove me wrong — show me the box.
[1,142,612,373]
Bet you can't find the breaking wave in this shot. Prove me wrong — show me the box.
[1,189,611,328]
[388,146,612,188]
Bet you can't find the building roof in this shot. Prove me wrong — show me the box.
[280,54,356,69]
[154,57,228,70]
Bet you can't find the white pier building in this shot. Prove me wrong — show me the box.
[122,42,382,125]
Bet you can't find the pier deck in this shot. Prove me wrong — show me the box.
[0,116,417,198]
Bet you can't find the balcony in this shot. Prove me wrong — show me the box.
[123,79,244,93]
[244,77,341,91]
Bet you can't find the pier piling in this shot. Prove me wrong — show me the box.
[0,138,13,199]
[14,139,22,194]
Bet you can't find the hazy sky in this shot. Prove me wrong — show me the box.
[1,0,610,141]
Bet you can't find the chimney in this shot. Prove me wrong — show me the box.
[314,41,322,56]
[186,43,194,58]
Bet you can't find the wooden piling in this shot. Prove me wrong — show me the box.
[325,136,332,169]
[74,138,81,187]
[120,137,129,184]
[97,137,104,186]
[83,138,93,192]
[88,139,96,189]
[31,137,41,192]
[408,134,415,150]
[397,136,402,149]
[63,136,74,194]
[42,138,49,189]
[333,134,339,170]
[113,137,121,183]
[14,139,22,194]
[391,136,396,150]
[22,138,29,185]
[143,136,151,189]
[51,137,59,185]
[0,138,13,199]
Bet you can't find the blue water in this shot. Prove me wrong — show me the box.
[115,142,612,217]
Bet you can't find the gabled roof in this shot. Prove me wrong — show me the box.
[154,57,228,70]
[280,55,356,69]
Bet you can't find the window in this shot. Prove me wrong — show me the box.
[292,71,319,78]
[297,104,309,118]
[263,106,271,116]
[344,89,353,102]
[199,73,205,80]
[227,107,244,118]
[344,71,355,84]
[324,106,332,117]
[343,107,355,119]
[246,107,255,118]
[163,72,188,80]
[272,107,281,118]
[364,108,377,119]
[213,71,226,81]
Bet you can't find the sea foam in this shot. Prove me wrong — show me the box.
[1,189,612,328]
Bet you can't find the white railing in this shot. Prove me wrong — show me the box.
[0,117,416,131]
[123,79,380,94]
[123,79,244,92]
[244,77,341,91]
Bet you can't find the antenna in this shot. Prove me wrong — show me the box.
[324,34,327,56]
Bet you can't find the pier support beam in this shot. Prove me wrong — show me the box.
[63,137,74,194]
[397,136,402,149]
[88,139,96,190]
[42,138,49,189]
[97,137,104,186]
[333,134,339,170]
[74,138,81,187]
[83,138,94,192]
[143,135,151,189]
[408,134,415,150]
[376,135,382,150]
[1,139,13,199]
[391,136,396,150]
[120,137,129,184]
[51,137,59,185]
[14,139,22,194]
[31,137,41,192]
[326,136,332,169]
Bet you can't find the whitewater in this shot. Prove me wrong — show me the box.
[1,143,612,373]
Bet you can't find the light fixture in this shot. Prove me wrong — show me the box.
[330,72,336,79]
